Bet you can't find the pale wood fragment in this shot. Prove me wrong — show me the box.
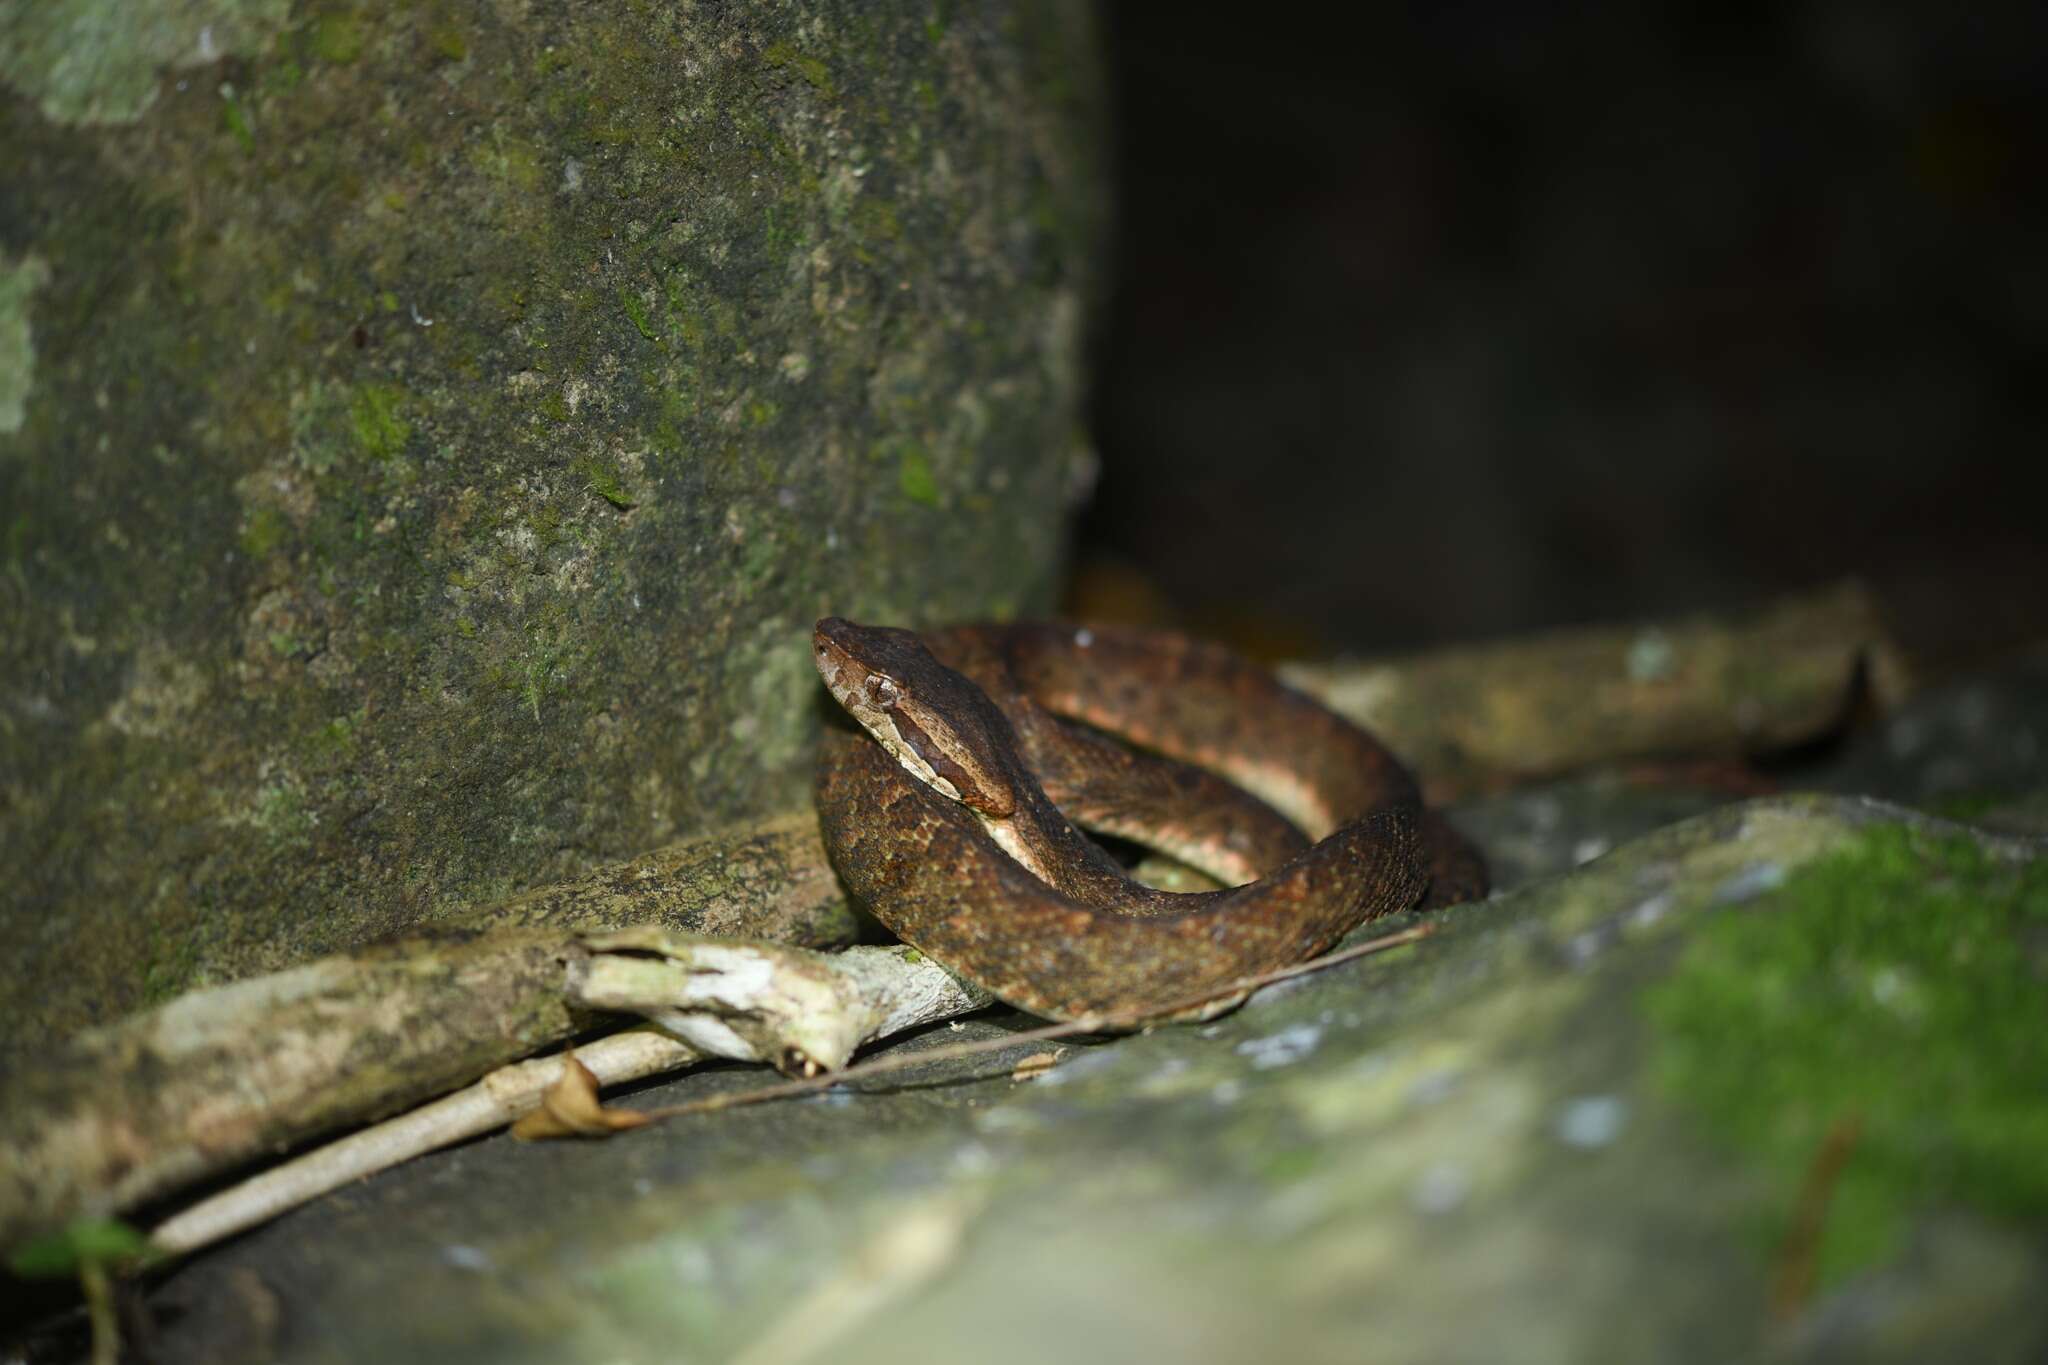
[1284,580,1909,797]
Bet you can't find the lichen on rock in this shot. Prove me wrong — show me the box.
[0,0,1104,1044]
[0,252,50,434]
[0,0,294,127]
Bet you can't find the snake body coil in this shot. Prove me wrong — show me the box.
[813,619,1486,1021]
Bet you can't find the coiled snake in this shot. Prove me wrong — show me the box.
[813,618,1488,1021]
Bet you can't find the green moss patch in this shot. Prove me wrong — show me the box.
[619,288,659,342]
[310,10,368,64]
[574,455,637,510]
[1648,823,2048,1287]
[219,83,256,152]
[238,503,290,558]
[0,254,52,435]
[896,443,938,505]
[7,1216,151,1278]
[348,383,412,461]
[761,41,833,96]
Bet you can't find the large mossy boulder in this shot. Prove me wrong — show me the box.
[0,1,1102,1043]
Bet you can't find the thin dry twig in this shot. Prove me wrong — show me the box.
[1770,1112,1866,1321]
[149,1029,699,1255]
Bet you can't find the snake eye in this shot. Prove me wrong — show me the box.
[865,674,899,707]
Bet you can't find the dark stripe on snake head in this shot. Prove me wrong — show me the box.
[814,616,1020,818]
[886,705,1011,816]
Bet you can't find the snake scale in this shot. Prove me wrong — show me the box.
[813,618,1488,1021]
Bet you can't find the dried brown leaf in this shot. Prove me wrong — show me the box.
[510,1052,652,1140]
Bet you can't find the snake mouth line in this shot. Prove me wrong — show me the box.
[813,624,926,777]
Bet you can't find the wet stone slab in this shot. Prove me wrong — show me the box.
[138,787,2048,1364]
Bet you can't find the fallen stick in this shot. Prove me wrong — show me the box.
[145,926,1432,1258]
[0,814,858,1255]
[0,928,584,1253]
[1284,579,1909,798]
[147,1029,699,1255]
[148,942,988,1255]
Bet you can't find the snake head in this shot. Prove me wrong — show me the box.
[813,617,1020,818]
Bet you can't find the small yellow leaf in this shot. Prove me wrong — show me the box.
[511,1051,652,1140]
[1010,1051,1061,1082]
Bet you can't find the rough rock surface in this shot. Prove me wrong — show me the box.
[0,0,1102,1043]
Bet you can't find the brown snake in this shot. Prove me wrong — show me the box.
[812,618,1488,1021]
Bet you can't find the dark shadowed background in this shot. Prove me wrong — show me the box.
[1074,3,2044,666]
